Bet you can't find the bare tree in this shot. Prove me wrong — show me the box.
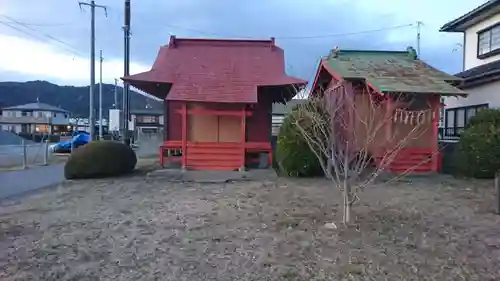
[290,82,434,224]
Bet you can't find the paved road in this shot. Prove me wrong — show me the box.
[0,164,65,199]
[0,137,161,200]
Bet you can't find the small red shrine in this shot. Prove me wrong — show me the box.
[123,36,306,171]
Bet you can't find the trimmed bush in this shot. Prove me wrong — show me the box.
[455,108,500,179]
[64,140,137,179]
[275,100,327,177]
[466,108,500,128]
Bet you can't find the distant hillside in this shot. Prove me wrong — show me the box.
[0,80,163,117]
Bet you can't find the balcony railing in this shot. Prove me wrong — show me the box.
[135,121,162,127]
[0,116,51,124]
[439,127,463,139]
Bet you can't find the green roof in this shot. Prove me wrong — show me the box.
[324,50,466,96]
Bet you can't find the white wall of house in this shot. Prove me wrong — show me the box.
[0,110,70,134]
[1,110,70,124]
[464,13,500,70]
[271,115,285,136]
[443,12,500,113]
[51,112,70,125]
[445,81,500,109]
[1,124,21,133]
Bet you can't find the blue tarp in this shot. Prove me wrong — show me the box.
[55,132,90,150]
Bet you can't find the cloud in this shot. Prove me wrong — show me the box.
[0,0,488,85]
[0,34,149,86]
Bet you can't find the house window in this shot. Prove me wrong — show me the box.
[444,103,488,138]
[138,116,157,123]
[478,24,500,57]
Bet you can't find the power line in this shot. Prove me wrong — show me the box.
[0,20,47,42]
[0,14,82,53]
[160,23,254,39]
[0,20,81,59]
[275,23,415,40]
[0,19,73,27]
[154,22,415,41]
[0,14,84,57]
[105,5,416,41]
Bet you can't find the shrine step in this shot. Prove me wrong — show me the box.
[185,145,242,171]
[375,148,435,174]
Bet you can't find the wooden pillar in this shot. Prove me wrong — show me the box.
[181,102,187,170]
[385,96,393,145]
[432,95,440,172]
[240,106,246,171]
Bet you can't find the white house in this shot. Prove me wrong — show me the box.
[271,99,306,136]
[0,102,71,134]
[108,108,163,141]
[440,0,500,138]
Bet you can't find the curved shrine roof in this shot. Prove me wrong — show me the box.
[123,36,306,103]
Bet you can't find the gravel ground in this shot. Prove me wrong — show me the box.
[0,173,499,280]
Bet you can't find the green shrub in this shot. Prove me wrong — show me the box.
[466,108,500,128]
[456,109,500,179]
[275,100,327,177]
[64,140,137,179]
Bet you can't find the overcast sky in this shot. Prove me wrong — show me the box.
[0,0,487,86]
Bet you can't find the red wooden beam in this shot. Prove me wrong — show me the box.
[432,95,439,172]
[175,108,253,116]
[385,97,394,144]
[163,141,272,152]
[240,107,246,169]
[181,103,187,169]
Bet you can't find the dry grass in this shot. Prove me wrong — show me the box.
[0,173,499,280]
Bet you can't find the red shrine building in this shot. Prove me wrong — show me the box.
[123,36,306,171]
[310,49,465,173]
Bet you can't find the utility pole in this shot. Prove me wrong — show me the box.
[114,78,118,109]
[123,0,131,146]
[416,21,423,57]
[79,0,107,141]
[99,49,103,140]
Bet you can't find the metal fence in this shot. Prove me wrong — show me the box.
[0,140,51,169]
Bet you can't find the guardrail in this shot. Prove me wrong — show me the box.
[0,140,51,169]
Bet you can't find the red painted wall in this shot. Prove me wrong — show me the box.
[247,94,272,142]
[164,97,272,143]
[165,101,182,141]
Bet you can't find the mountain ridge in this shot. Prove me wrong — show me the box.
[0,80,163,117]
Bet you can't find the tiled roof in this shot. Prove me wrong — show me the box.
[454,59,500,88]
[440,0,500,32]
[1,102,69,113]
[323,50,465,95]
[455,59,500,79]
[123,37,307,103]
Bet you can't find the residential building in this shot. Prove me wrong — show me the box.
[69,117,108,134]
[440,0,500,138]
[0,102,71,134]
[130,108,164,136]
[271,99,306,136]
